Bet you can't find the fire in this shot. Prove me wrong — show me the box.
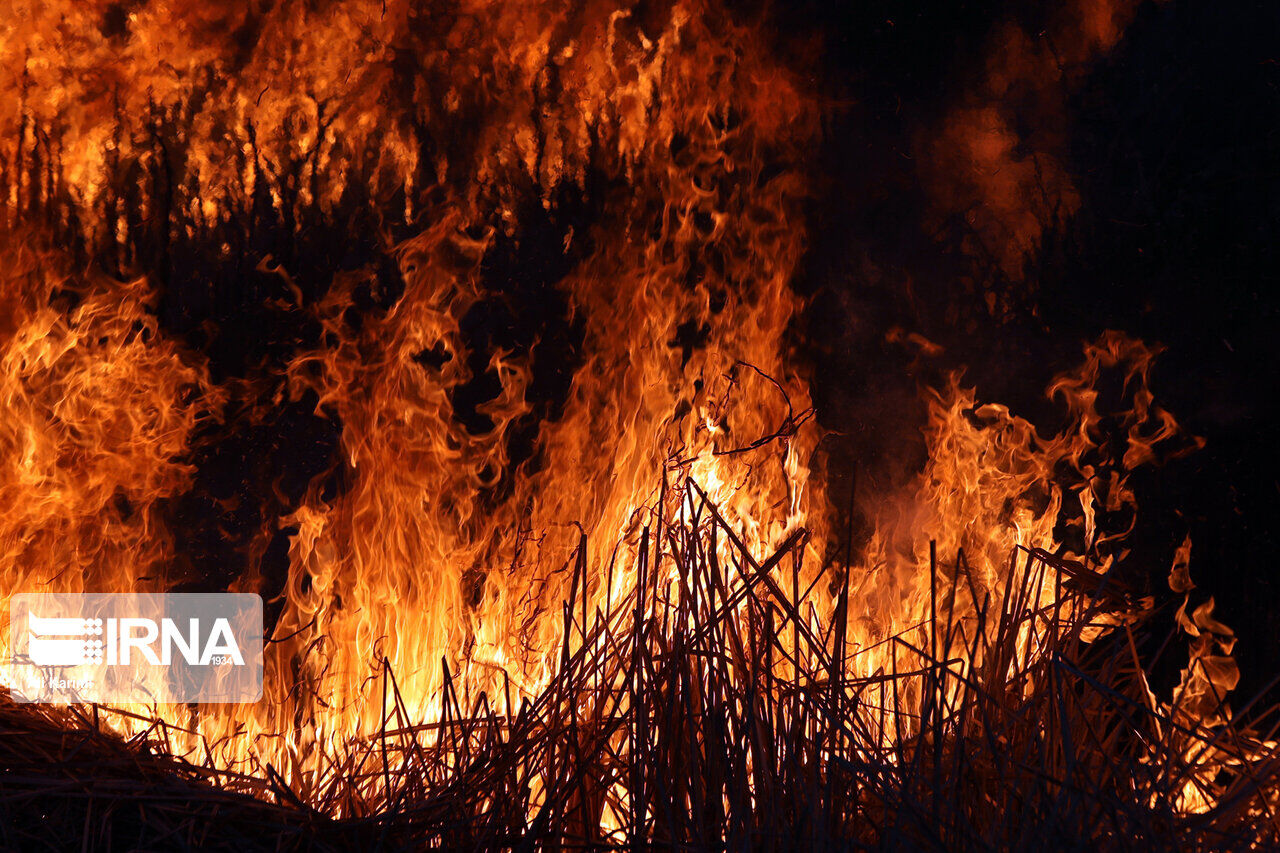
[0,0,1266,833]
[0,240,224,601]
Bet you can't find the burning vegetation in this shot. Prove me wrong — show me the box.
[1,0,1277,848]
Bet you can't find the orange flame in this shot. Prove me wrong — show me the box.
[0,0,1251,823]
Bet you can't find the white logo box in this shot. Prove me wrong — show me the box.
[9,593,262,704]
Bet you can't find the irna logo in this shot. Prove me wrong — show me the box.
[27,613,245,668]
[8,593,262,704]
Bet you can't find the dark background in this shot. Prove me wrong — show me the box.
[785,0,1280,696]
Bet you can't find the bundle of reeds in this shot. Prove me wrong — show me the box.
[3,484,1277,851]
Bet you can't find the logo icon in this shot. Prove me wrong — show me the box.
[27,614,104,667]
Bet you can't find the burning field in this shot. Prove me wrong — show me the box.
[1,0,1277,848]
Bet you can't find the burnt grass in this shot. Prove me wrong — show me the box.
[3,485,1280,851]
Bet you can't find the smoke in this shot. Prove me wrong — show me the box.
[915,0,1145,281]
